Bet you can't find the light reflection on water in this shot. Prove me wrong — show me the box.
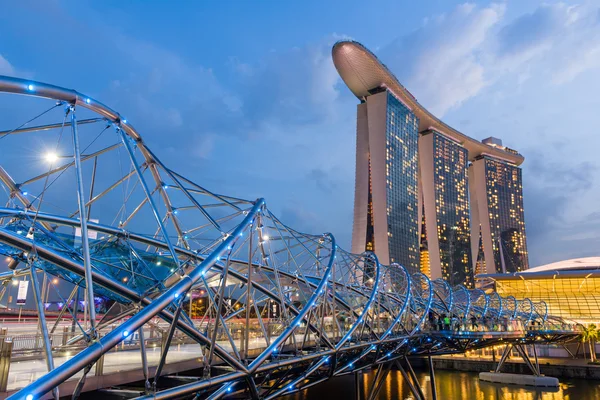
[281,369,600,400]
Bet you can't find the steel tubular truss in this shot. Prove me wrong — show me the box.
[0,76,579,400]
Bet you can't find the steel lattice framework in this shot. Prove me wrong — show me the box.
[0,76,577,400]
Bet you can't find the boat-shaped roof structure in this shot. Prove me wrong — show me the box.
[332,40,524,166]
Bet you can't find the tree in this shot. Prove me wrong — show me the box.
[581,324,598,362]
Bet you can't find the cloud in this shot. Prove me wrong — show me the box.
[230,36,343,130]
[100,35,243,145]
[191,134,216,160]
[496,4,564,56]
[380,3,505,116]
[493,3,600,85]
[308,168,338,193]
[0,54,15,75]
[371,2,600,264]
[521,148,596,266]
[279,204,320,234]
[376,2,600,117]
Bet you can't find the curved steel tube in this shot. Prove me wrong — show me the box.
[0,76,577,400]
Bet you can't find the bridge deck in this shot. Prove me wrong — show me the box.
[0,327,577,399]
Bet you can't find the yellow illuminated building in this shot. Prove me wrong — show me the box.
[420,249,431,277]
[478,257,600,323]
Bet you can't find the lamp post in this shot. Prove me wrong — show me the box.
[188,290,193,319]
[44,277,59,304]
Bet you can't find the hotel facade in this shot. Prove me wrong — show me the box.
[332,41,529,287]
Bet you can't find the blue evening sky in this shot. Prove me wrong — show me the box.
[1,0,599,268]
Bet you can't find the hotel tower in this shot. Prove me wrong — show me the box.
[332,41,528,287]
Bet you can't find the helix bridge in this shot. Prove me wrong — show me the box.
[0,76,578,400]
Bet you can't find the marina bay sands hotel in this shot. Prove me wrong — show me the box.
[332,41,528,287]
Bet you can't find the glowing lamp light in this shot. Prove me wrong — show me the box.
[22,191,28,196]
[52,278,59,284]
[123,330,129,338]
[227,387,232,393]
[85,98,91,104]
[186,293,191,298]
[156,261,162,266]
[11,279,18,286]
[27,84,34,91]
[288,385,293,390]
[26,395,33,400]
[122,119,127,124]
[263,235,269,241]
[44,152,58,163]
[174,292,179,299]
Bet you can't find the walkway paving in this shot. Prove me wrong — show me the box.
[4,334,301,392]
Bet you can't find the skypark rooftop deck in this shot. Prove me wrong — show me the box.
[332,40,524,166]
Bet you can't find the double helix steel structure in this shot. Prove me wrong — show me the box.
[0,76,578,400]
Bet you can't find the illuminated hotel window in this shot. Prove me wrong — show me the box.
[385,91,419,274]
[483,157,529,272]
[429,131,473,287]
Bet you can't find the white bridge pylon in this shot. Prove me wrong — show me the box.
[0,76,570,400]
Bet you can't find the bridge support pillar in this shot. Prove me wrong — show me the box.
[495,344,513,373]
[532,343,540,375]
[514,345,540,376]
[403,358,425,400]
[428,356,437,400]
[95,353,104,376]
[62,326,70,346]
[0,338,13,392]
[395,359,423,400]
[240,326,246,360]
[354,370,362,400]
[367,362,392,400]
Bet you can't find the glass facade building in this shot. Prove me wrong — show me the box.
[481,156,528,273]
[334,40,528,286]
[430,132,472,287]
[480,258,600,324]
[385,92,420,274]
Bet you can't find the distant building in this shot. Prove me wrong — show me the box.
[478,257,600,323]
[332,40,529,285]
[470,155,529,273]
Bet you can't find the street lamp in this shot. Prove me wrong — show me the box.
[6,257,19,270]
[45,277,59,303]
